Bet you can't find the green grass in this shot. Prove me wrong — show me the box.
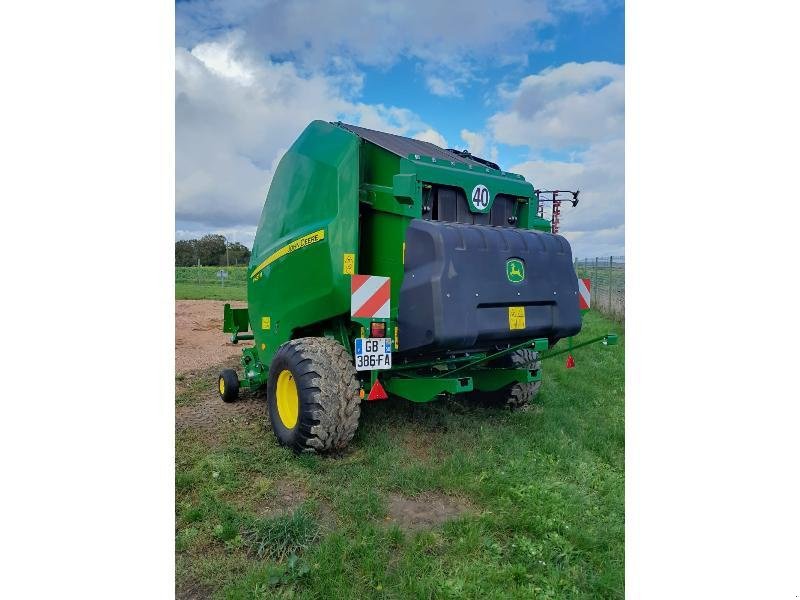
[242,506,320,561]
[176,311,624,599]
[176,266,247,300]
[176,282,247,301]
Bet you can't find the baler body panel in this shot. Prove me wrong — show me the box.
[247,120,360,366]
[397,219,581,356]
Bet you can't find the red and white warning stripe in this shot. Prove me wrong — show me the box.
[351,274,390,318]
[578,277,591,310]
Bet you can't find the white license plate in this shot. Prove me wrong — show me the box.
[354,338,392,371]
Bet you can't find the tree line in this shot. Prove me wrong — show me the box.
[175,235,251,267]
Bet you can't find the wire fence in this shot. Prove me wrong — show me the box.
[574,256,625,319]
[175,266,248,287]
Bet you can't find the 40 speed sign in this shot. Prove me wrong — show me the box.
[354,338,392,371]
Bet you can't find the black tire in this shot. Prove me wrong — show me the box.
[470,349,542,409]
[267,337,361,454]
[218,369,240,403]
[504,348,542,409]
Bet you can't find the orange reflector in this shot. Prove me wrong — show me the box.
[566,354,575,369]
[359,388,365,399]
[367,379,388,401]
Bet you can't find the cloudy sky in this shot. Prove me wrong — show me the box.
[176,0,624,258]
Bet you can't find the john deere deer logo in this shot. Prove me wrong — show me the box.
[506,259,525,283]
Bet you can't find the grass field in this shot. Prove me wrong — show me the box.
[177,266,247,301]
[176,310,625,599]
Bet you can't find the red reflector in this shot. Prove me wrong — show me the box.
[566,354,576,369]
[367,379,388,401]
[370,321,386,338]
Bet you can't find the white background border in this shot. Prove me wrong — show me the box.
[627,1,799,597]
[2,0,799,597]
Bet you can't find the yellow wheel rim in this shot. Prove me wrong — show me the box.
[275,369,299,429]
[219,377,225,395]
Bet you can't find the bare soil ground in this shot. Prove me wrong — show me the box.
[385,492,473,532]
[252,478,309,517]
[175,366,265,433]
[175,300,251,375]
[175,300,262,433]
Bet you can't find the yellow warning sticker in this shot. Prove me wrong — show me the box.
[261,316,271,330]
[508,306,526,330]
[343,253,355,275]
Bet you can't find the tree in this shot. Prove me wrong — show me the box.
[175,239,198,266]
[226,241,251,266]
[175,235,251,266]
[196,234,227,266]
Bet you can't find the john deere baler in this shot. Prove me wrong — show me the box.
[218,120,587,453]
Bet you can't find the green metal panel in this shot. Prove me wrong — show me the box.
[247,120,360,368]
[470,368,541,392]
[384,375,474,403]
[222,303,249,333]
[407,156,534,205]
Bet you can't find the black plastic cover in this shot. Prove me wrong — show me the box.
[397,219,582,355]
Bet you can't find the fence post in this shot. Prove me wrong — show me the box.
[608,256,613,312]
[197,258,200,284]
[594,257,598,294]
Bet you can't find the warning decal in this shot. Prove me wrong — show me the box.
[351,275,390,319]
[343,253,355,275]
[578,278,591,310]
[508,306,526,330]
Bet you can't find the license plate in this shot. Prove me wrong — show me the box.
[354,338,392,371]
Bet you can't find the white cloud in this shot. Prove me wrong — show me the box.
[508,139,624,257]
[489,61,624,149]
[426,76,461,98]
[176,33,448,237]
[490,61,625,256]
[189,33,255,85]
[413,128,448,148]
[459,129,487,156]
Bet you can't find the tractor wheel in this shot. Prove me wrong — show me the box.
[266,337,361,454]
[471,349,542,410]
[504,349,542,409]
[218,369,240,403]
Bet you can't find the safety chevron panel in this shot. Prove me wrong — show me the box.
[351,274,391,318]
[578,277,591,310]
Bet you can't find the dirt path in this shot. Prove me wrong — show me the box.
[175,300,252,375]
[175,300,262,433]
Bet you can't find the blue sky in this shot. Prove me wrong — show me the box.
[175,0,624,257]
